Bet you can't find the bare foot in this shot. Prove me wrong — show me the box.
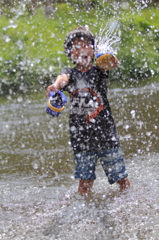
[117,177,131,192]
[78,179,94,196]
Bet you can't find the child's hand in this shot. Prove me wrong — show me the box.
[46,74,69,98]
[113,56,119,68]
[46,84,58,98]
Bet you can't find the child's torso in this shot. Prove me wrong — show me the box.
[61,66,120,152]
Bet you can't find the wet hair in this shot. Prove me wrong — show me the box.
[64,26,95,59]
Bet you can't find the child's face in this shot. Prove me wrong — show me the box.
[70,38,94,67]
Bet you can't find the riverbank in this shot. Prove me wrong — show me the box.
[0,2,159,95]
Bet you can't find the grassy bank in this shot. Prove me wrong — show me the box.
[0,2,159,95]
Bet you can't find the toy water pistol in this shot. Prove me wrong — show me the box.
[46,90,67,117]
[95,52,115,71]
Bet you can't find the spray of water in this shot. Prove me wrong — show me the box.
[95,20,121,55]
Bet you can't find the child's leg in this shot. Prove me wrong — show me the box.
[117,177,130,191]
[78,179,94,195]
[74,151,97,195]
[100,147,130,191]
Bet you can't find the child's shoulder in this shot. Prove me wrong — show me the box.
[60,67,73,75]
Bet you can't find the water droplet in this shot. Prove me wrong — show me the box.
[121,2,130,9]
[16,40,23,50]
[143,62,148,68]
[17,96,23,102]
[150,69,155,75]
[49,66,53,72]
[146,132,152,136]
[33,163,39,170]
[9,23,17,29]
[124,124,130,130]
[4,35,10,43]
[70,126,76,132]
[130,110,136,118]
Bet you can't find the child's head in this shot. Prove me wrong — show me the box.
[64,27,95,65]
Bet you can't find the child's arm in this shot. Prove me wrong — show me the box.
[46,74,69,98]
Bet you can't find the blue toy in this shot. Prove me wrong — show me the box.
[96,52,114,59]
[46,90,67,117]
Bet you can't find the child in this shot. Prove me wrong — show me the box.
[46,27,130,195]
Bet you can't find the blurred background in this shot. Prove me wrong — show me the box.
[0,0,159,95]
[0,1,159,239]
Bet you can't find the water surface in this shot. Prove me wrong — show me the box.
[0,83,159,239]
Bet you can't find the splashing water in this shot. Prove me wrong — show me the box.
[0,82,159,239]
[95,20,121,55]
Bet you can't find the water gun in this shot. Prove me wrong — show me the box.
[95,52,115,71]
[46,90,67,117]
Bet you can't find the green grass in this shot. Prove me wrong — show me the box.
[0,2,159,95]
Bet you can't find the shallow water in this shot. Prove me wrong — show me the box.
[0,83,159,240]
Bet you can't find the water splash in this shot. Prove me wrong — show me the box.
[96,20,121,55]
